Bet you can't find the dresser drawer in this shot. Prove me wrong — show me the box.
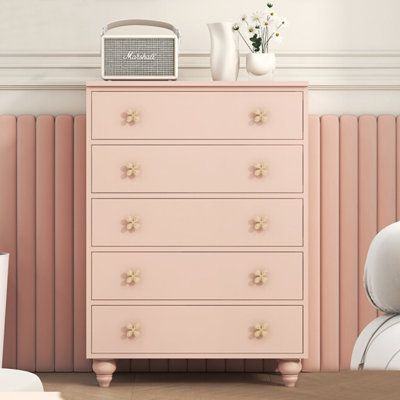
[91,252,303,300]
[91,198,303,247]
[91,305,303,355]
[91,91,303,140]
[91,145,303,193]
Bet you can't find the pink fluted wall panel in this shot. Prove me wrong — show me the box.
[54,116,74,372]
[73,116,91,372]
[16,115,36,371]
[377,116,397,231]
[320,116,340,371]
[339,116,359,370]
[1,114,400,372]
[358,116,379,332]
[302,115,321,372]
[0,116,17,369]
[35,116,55,372]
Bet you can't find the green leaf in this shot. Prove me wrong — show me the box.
[249,34,258,42]
[249,34,262,52]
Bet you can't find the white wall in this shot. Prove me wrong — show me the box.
[1,0,400,115]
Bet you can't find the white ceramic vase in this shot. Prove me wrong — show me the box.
[208,22,239,81]
[246,53,276,77]
[0,253,9,367]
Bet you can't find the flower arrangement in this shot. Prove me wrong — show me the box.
[233,2,288,53]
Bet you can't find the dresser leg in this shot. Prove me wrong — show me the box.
[277,359,302,388]
[92,359,116,388]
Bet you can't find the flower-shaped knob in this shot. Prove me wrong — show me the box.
[253,270,268,285]
[125,162,140,178]
[126,323,140,338]
[253,162,268,177]
[253,216,268,231]
[126,270,141,285]
[253,109,267,124]
[125,109,140,125]
[125,216,140,232]
[253,322,268,339]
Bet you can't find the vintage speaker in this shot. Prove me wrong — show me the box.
[101,19,180,80]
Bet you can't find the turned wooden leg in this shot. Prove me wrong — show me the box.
[92,359,116,388]
[277,359,302,388]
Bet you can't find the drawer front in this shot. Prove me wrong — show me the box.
[91,198,303,247]
[91,305,303,354]
[91,145,303,193]
[91,252,303,300]
[91,91,303,140]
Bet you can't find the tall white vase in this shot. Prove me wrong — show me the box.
[207,22,239,81]
[0,253,9,367]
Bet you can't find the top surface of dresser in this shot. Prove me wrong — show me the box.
[87,81,308,88]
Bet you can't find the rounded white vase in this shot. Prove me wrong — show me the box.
[208,22,239,81]
[246,53,276,77]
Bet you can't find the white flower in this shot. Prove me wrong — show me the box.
[267,14,280,25]
[280,17,290,28]
[241,14,247,21]
[252,11,266,22]
[271,31,283,44]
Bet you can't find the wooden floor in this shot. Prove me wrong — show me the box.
[39,371,400,400]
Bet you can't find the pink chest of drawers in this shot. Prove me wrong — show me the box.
[86,81,309,388]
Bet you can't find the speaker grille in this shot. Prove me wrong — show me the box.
[103,37,176,77]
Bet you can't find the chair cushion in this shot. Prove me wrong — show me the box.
[351,315,400,370]
[364,221,400,313]
[0,368,43,392]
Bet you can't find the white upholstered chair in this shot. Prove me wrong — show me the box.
[0,253,44,392]
[351,222,400,370]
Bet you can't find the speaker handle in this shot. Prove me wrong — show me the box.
[102,19,181,39]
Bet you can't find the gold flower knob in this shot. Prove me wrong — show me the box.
[253,162,268,177]
[125,162,140,178]
[125,109,140,125]
[253,109,267,124]
[126,323,140,338]
[253,323,268,339]
[253,270,268,285]
[253,216,268,231]
[125,216,140,232]
[126,270,141,285]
